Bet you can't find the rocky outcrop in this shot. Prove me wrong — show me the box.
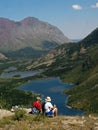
[0,109,13,119]
[0,53,7,60]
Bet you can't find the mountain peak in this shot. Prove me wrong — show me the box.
[20,17,39,24]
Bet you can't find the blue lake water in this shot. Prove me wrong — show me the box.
[18,77,84,116]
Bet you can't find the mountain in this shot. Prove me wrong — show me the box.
[79,27,98,47]
[31,28,98,71]
[0,17,70,52]
[27,28,98,114]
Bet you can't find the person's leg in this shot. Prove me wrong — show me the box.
[53,107,57,116]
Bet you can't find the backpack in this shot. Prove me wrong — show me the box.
[42,102,45,114]
[32,107,39,114]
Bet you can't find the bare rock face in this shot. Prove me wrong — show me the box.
[0,53,7,59]
[0,17,71,52]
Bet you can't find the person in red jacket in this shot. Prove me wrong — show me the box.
[32,96,42,114]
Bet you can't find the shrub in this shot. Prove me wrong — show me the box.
[12,109,26,121]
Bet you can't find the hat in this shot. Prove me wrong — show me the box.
[45,96,51,102]
[36,97,41,100]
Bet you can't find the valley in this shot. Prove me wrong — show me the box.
[0,25,98,115]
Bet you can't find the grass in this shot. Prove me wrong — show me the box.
[0,113,98,130]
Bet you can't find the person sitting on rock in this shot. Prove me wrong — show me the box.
[44,96,57,117]
[32,96,42,114]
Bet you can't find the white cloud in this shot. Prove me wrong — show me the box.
[91,2,98,8]
[72,4,82,10]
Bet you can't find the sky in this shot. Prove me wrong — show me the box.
[0,0,98,39]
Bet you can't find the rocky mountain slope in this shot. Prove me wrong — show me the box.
[0,109,98,130]
[79,27,98,46]
[27,28,98,69]
[0,17,70,52]
[26,28,98,114]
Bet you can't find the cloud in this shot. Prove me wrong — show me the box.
[72,4,82,10]
[91,2,98,8]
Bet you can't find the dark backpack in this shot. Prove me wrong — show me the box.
[42,102,45,114]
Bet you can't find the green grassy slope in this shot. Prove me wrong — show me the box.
[42,28,98,114]
[0,77,38,109]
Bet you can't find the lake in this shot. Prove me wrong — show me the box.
[18,77,84,116]
[0,67,42,78]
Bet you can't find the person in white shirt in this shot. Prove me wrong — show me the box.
[44,96,57,117]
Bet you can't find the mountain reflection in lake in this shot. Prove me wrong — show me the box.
[18,77,83,116]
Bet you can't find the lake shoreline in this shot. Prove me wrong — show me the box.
[18,77,84,116]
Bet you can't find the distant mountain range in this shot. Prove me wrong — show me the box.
[0,17,70,53]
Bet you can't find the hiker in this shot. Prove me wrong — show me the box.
[44,96,58,117]
[32,96,42,114]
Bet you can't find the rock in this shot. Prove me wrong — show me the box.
[0,109,14,119]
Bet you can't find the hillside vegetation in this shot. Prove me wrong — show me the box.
[0,74,44,110]
[28,28,98,114]
[0,78,33,109]
[0,109,98,130]
[0,28,98,115]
